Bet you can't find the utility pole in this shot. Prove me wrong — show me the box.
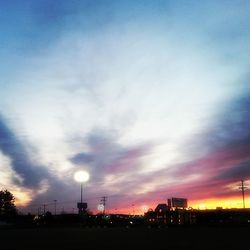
[54,200,57,216]
[43,204,47,214]
[239,180,247,209]
[101,196,107,214]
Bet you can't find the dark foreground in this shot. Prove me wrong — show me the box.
[1,226,250,250]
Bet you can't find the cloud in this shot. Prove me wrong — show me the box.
[104,91,250,206]
[70,129,152,183]
[160,92,250,199]
[27,129,153,212]
[0,115,49,188]
[0,115,93,208]
[71,152,94,165]
[215,160,250,182]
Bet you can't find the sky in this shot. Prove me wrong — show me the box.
[0,0,250,214]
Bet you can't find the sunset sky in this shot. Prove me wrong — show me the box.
[0,0,250,214]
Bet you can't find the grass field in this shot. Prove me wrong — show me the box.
[1,226,250,249]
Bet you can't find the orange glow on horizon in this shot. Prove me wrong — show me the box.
[106,196,250,214]
[14,192,250,213]
[190,196,250,210]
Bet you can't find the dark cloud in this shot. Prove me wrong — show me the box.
[198,93,250,152]
[215,160,250,182]
[71,152,94,165]
[0,115,49,188]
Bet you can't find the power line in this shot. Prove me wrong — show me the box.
[54,200,57,215]
[42,204,47,214]
[239,179,247,209]
[100,196,107,214]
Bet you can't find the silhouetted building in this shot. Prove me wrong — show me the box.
[168,197,188,209]
[153,202,196,226]
[155,204,169,225]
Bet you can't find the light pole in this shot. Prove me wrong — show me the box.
[74,170,90,214]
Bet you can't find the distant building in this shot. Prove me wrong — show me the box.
[155,204,169,224]
[151,198,195,226]
[168,197,188,209]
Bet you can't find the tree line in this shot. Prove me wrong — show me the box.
[0,189,17,220]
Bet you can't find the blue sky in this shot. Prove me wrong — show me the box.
[0,0,250,213]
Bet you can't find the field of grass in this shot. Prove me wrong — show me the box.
[1,226,250,249]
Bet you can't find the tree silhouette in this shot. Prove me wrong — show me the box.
[0,189,17,219]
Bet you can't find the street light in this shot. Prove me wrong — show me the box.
[74,170,90,213]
